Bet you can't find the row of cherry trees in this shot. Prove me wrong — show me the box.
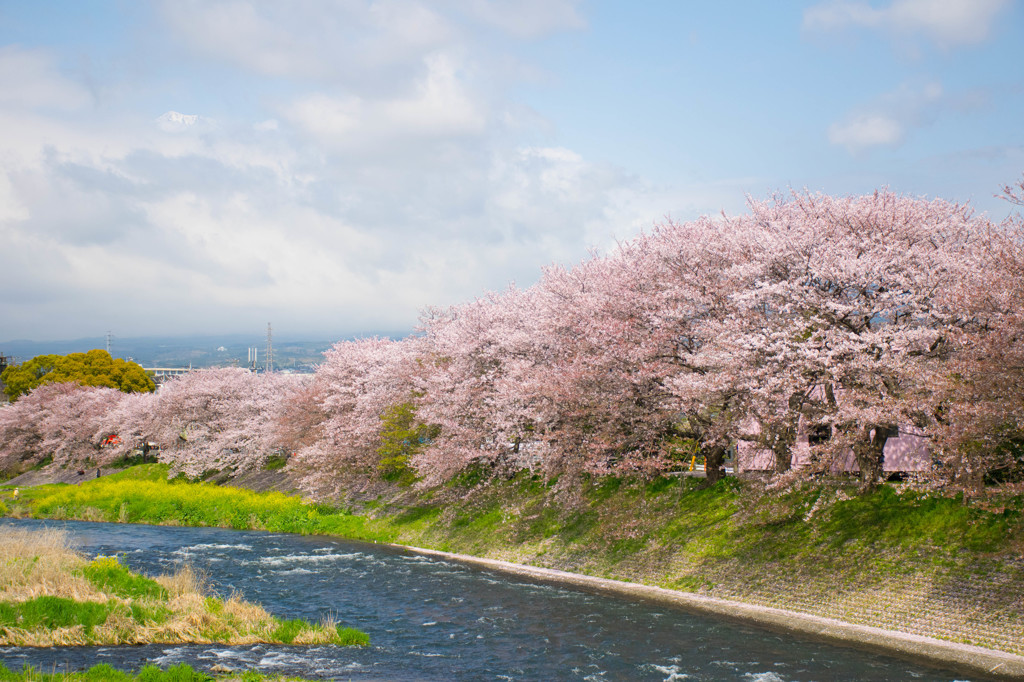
[0,369,303,479]
[3,184,1022,492]
[289,186,1024,491]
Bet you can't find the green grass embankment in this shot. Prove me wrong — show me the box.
[3,465,1023,654]
[2,465,403,542]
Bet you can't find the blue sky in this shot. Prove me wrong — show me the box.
[1,0,1021,342]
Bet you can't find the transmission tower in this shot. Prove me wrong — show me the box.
[106,331,113,355]
[266,322,274,373]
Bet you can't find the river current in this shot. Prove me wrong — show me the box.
[0,518,980,681]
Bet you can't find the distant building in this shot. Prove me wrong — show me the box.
[144,366,195,385]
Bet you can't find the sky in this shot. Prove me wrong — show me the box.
[0,0,1022,343]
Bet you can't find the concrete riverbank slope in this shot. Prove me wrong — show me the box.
[326,471,1024,673]
[407,545,1024,680]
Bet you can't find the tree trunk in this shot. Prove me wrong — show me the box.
[704,445,727,484]
[763,419,797,473]
[772,442,793,473]
[852,424,891,492]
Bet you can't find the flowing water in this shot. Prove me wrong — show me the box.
[0,518,981,681]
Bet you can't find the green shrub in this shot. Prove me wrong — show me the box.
[376,401,439,485]
[262,452,289,471]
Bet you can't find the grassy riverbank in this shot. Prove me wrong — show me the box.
[0,663,315,681]
[1,466,395,540]
[2,465,1023,655]
[0,527,367,647]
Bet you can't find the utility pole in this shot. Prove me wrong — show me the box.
[266,322,274,373]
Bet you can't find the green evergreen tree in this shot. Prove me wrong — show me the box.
[1,349,155,401]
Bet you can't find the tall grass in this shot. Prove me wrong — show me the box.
[0,528,107,603]
[0,529,367,647]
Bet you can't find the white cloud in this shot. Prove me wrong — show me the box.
[828,82,946,154]
[0,46,92,110]
[455,0,586,39]
[0,66,665,340]
[283,52,487,148]
[803,0,1010,48]
[159,0,457,84]
[828,114,905,153]
[160,0,329,78]
[0,95,683,337]
[0,2,706,341]
[0,172,29,223]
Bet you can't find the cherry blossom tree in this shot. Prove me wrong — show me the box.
[526,254,677,476]
[415,289,542,479]
[708,191,995,488]
[417,222,742,482]
[417,253,683,482]
[0,383,125,474]
[139,368,302,478]
[91,390,158,463]
[416,189,999,490]
[289,337,427,494]
[933,175,1024,488]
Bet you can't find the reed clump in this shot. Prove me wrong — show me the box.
[0,528,367,647]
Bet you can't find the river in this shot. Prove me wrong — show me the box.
[0,518,982,680]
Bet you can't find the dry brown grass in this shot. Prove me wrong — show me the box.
[157,563,206,599]
[0,529,360,647]
[0,528,106,603]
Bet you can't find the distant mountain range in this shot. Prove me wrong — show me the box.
[0,332,410,373]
